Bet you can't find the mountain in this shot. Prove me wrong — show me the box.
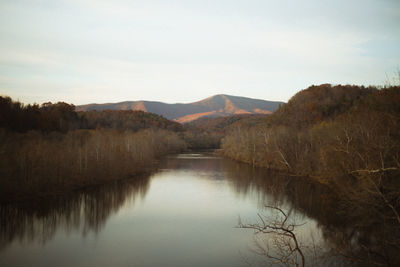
[76,94,284,123]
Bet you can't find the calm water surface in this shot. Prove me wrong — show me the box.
[0,153,327,266]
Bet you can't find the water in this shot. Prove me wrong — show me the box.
[0,152,329,267]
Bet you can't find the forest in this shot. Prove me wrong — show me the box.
[220,84,400,266]
[183,114,267,149]
[0,96,186,203]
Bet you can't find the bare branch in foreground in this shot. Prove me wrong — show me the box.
[238,206,306,267]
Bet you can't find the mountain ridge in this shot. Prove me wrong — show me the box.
[76,94,284,123]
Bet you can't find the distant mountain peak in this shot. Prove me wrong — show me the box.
[76,94,284,123]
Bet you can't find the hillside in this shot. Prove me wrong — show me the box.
[269,84,375,128]
[186,114,268,133]
[219,85,400,265]
[76,94,284,123]
[183,114,269,149]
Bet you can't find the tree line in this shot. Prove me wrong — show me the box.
[0,96,186,203]
[0,96,183,133]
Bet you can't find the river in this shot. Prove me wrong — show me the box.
[0,152,337,266]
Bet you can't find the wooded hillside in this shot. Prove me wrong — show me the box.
[220,84,400,265]
[0,96,186,203]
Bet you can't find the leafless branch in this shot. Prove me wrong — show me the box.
[238,206,306,267]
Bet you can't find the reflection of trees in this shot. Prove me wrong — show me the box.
[0,174,151,250]
[221,158,400,266]
[159,154,227,179]
[3,152,397,265]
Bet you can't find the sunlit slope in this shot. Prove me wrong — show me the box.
[76,94,284,123]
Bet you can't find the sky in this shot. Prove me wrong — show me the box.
[0,0,399,105]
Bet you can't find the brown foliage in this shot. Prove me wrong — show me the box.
[183,114,268,149]
[0,129,185,203]
[0,95,186,202]
[221,84,400,265]
[81,109,183,132]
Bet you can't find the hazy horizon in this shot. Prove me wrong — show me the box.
[1,0,399,105]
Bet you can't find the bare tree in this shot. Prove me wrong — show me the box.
[238,206,307,267]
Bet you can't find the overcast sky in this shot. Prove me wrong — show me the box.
[0,0,399,105]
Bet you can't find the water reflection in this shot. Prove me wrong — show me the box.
[163,153,338,222]
[0,152,395,266]
[0,174,151,250]
[162,153,396,265]
[222,161,341,225]
[220,156,400,265]
[0,153,338,263]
